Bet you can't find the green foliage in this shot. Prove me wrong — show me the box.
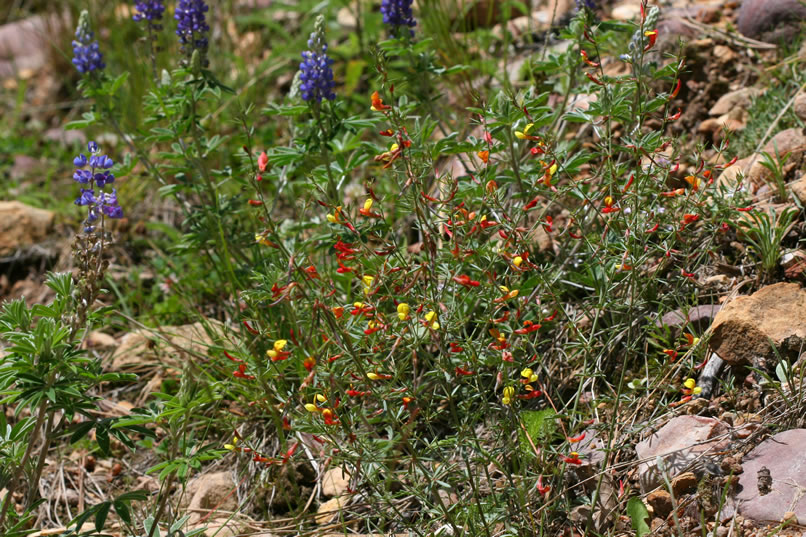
[627,496,651,537]
[735,206,798,280]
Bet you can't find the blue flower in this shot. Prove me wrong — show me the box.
[380,0,416,35]
[133,0,165,24]
[72,11,105,74]
[575,0,595,9]
[298,16,336,103]
[73,142,123,231]
[175,0,209,60]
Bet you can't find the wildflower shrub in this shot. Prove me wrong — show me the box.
[2,0,783,535]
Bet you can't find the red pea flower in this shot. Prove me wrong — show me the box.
[453,274,480,288]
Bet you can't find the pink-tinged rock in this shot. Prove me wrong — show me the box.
[737,0,806,42]
[656,304,721,336]
[635,416,730,492]
[709,283,806,366]
[0,14,63,78]
[725,429,806,524]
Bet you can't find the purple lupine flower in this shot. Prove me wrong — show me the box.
[72,11,105,74]
[575,0,595,9]
[133,0,166,24]
[73,142,123,232]
[380,0,416,35]
[299,16,335,103]
[175,0,209,61]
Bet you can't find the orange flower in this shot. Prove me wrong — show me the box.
[370,91,391,111]
[478,150,489,163]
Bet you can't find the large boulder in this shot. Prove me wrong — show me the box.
[709,283,806,366]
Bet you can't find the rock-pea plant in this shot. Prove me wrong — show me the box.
[217,5,759,535]
[0,140,148,537]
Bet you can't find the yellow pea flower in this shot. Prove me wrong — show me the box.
[521,368,538,383]
[502,386,515,405]
[397,303,410,321]
[515,123,535,140]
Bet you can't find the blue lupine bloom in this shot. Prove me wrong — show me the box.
[73,142,123,231]
[175,0,209,58]
[72,11,105,74]
[380,0,416,35]
[299,16,336,103]
[133,0,166,23]
[575,0,595,9]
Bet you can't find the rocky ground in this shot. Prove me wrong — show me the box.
[4,0,806,536]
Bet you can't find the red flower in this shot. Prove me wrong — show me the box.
[258,151,269,172]
[560,452,583,465]
[303,265,320,279]
[233,363,255,380]
[453,274,480,288]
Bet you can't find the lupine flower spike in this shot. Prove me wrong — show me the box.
[72,11,105,74]
[175,0,210,65]
[73,142,123,232]
[133,1,166,29]
[299,16,336,103]
[381,0,416,36]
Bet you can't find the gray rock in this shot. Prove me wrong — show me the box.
[737,0,806,43]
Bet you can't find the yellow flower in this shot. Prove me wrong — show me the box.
[224,437,239,451]
[548,162,558,176]
[315,393,327,403]
[502,386,515,405]
[362,275,374,295]
[305,403,319,413]
[266,339,288,359]
[425,311,439,330]
[521,368,538,383]
[367,372,380,380]
[354,301,364,309]
[397,303,410,321]
[515,123,535,140]
[683,378,702,395]
[513,256,523,267]
[363,199,373,212]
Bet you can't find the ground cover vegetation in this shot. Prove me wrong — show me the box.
[2,0,806,536]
